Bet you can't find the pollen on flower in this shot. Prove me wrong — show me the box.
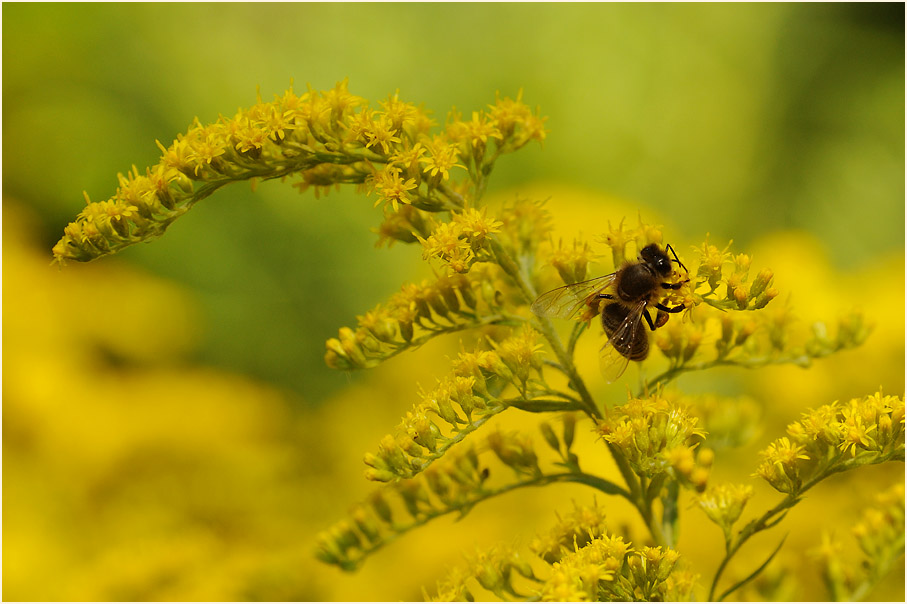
[232,117,271,153]
[448,111,503,149]
[755,436,810,493]
[838,413,877,456]
[369,165,417,211]
[322,79,366,123]
[183,123,228,176]
[362,114,402,155]
[156,137,193,173]
[390,142,427,180]
[769,437,810,466]
[451,207,503,242]
[418,221,475,273]
[694,238,732,291]
[487,90,529,134]
[790,403,842,446]
[420,137,463,181]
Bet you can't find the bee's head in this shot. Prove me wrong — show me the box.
[639,243,674,277]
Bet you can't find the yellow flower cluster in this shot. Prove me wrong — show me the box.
[316,445,485,570]
[695,482,755,541]
[500,197,554,256]
[623,546,684,601]
[427,502,694,602]
[753,437,811,494]
[852,482,904,558]
[331,198,554,375]
[692,238,777,311]
[320,426,574,574]
[363,327,545,482]
[537,536,627,601]
[427,566,477,602]
[466,545,536,600]
[653,297,871,378]
[600,215,667,270]
[529,501,610,564]
[53,82,546,263]
[417,207,504,273]
[538,537,692,602]
[547,237,595,286]
[756,391,904,493]
[324,267,510,370]
[316,442,490,571]
[654,315,707,366]
[597,394,709,489]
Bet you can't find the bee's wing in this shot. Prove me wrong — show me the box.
[599,300,648,384]
[530,274,617,320]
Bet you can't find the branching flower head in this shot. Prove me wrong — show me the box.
[597,393,709,487]
[778,391,904,484]
[754,436,810,494]
[53,82,545,264]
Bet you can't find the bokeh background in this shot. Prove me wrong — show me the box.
[3,3,904,601]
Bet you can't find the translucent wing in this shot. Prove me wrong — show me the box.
[530,273,617,320]
[599,300,649,384]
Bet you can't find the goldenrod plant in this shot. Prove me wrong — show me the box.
[54,82,903,601]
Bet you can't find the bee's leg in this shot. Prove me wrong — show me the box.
[659,281,687,290]
[651,302,683,330]
[590,292,615,307]
[643,308,658,331]
[654,302,685,313]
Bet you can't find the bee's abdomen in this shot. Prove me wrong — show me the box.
[601,303,649,361]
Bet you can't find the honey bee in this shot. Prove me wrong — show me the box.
[531,243,689,382]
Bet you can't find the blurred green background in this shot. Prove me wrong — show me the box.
[4,2,903,402]
[3,3,904,601]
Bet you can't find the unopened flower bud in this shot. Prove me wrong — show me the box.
[750,268,774,297]
[540,422,560,451]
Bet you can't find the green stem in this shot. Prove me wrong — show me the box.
[487,236,652,545]
[504,398,584,413]
[707,461,869,601]
[488,238,601,422]
[645,352,820,392]
[637,475,668,547]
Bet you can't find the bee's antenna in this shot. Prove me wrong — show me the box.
[665,243,688,273]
